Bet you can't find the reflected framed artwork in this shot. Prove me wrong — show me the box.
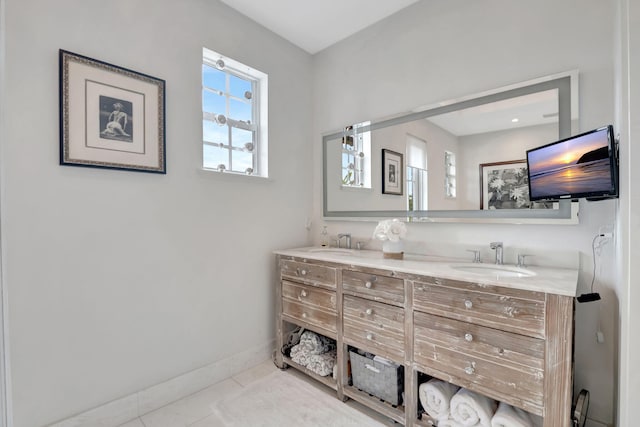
[59,49,166,173]
[382,149,403,195]
[480,159,542,209]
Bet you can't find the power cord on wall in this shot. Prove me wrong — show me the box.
[577,233,609,303]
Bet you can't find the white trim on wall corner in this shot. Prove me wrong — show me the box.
[48,340,275,427]
[0,0,12,425]
[585,418,612,427]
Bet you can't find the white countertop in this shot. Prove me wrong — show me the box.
[275,247,579,297]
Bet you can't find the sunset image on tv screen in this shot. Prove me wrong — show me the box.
[528,128,612,199]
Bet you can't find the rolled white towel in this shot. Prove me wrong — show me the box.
[450,388,497,427]
[491,402,532,427]
[438,418,463,427]
[419,378,460,419]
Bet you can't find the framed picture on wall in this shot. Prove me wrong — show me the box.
[382,149,403,195]
[59,49,166,173]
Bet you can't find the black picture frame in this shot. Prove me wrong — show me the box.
[59,49,166,174]
[382,149,403,195]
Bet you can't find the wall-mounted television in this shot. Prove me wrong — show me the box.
[526,125,618,201]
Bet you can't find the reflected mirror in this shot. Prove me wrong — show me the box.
[323,72,579,222]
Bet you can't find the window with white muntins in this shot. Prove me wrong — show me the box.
[202,48,268,177]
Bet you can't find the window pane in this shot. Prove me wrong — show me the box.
[203,90,225,115]
[203,120,228,144]
[203,145,228,170]
[230,74,252,100]
[202,65,226,91]
[231,127,254,149]
[342,152,350,166]
[232,150,253,173]
[229,98,252,122]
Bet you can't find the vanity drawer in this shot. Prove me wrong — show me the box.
[413,277,545,338]
[280,259,337,289]
[342,270,404,305]
[282,299,337,333]
[282,281,336,312]
[414,311,544,373]
[414,311,544,412]
[343,295,405,360]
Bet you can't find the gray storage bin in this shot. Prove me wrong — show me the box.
[349,351,404,405]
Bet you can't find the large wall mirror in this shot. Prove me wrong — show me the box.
[322,72,579,223]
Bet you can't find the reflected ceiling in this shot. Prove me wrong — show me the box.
[426,89,558,136]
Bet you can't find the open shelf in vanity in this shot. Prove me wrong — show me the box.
[275,248,577,427]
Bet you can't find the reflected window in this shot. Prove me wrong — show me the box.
[445,151,457,198]
[202,48,268,177]
[406,135,428,211]
[341,122,371,188]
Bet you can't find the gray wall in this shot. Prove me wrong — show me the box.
[1,0,313,425]
[312,1,617,425]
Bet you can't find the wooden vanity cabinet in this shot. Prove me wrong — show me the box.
[276,257,340,390]
[275,255,574,427]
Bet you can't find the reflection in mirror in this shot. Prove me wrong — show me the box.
[323,72,578,223]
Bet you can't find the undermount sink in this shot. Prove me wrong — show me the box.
[305,247,355,255]
[450,263,536,278]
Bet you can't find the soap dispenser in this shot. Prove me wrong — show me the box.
[320,226,329,247]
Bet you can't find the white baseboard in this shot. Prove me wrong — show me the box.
[48,340,275,427]
[586,418,611,427]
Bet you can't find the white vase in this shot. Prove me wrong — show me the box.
[382,240,404,259]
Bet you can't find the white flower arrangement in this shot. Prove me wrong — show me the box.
[373,219,407,242]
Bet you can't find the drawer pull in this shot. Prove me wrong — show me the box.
[464,299,473,309]
[300,269,308,276]
[302,312,308,319]
[464,366,475,375]
[366,333,374,340]
[365,281,373,289]
[300,290,307,297]
[464,333,473,342]
[365,308,373,315]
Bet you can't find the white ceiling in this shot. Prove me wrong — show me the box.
[219,0,421,54]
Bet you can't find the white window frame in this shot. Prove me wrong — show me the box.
[445,150,457,198]
[340,122,371,188]
[406,135,428,211]
[202,48,268,177]
[407,166,428,211]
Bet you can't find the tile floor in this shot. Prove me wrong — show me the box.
[117,358,395,427]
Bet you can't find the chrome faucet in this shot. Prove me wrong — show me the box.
[490,242,503,265]
[337,233,352,249]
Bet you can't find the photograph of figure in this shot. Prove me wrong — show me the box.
[99,96,133,142]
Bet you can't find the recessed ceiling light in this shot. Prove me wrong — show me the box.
[512,118,519,123]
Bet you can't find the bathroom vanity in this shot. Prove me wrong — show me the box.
[274,248,578,427]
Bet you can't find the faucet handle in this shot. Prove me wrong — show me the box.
[466,249,482,263]
[517,254,530,268]
[489,241,503,249]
